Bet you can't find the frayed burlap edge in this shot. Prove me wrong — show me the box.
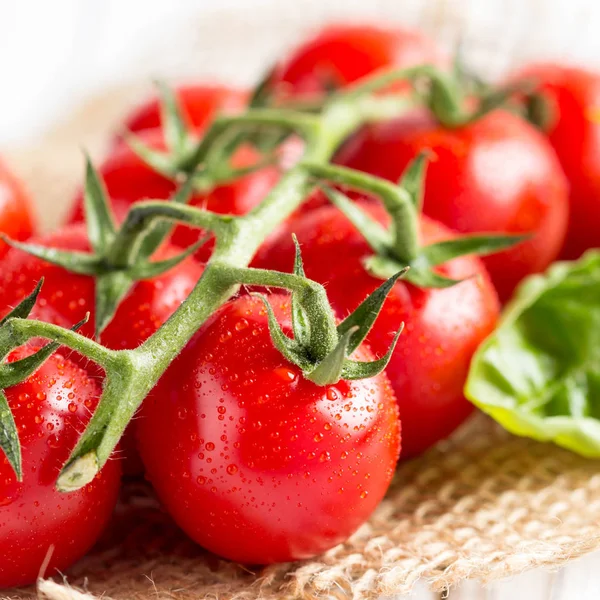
[3,75,600,600]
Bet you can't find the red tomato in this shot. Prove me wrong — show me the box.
[270,24,447,100]
[335,109,569,300]
[121,84,248,139]
[66,130,279,262]
[136,293,400,563]
[510,63,600,259]
[0,158,36,259]
[0,347,121,588]
[254,204,499,458]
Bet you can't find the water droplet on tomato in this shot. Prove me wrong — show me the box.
[273,367,297,383]
[205,442,215,451]
[226,464,238,475]
[326,388,339,401]
[235,319,249,331]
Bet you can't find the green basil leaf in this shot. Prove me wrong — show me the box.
[465,251,600,457]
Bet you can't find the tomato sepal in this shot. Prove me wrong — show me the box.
[337,266,408,353]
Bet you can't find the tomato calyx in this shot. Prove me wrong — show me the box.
[305,155,526,288]
[124,81,282,194]
[2,159,209,337]
[220,238,406,385]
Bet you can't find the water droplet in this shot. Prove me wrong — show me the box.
[68,403,77,413]
[178,408,188,419]
[274,367,297,383]
[319,451,331,462]
[205,442,215,451]
[197,476,206,485]
[219,331,233,343]
[226,464,238,475]
[326,388,339,401]
[313,432,324,443]
[235,319,249,331]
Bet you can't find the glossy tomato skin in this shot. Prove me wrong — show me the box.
[335,109,569,301]
[255,204,499,458]
[67,130,279,262]
[511,63,600,259]
[271,24,446,99]
[0,347,121,588]
[122,84,248,139]
[0,158,36,259]
[136,294,400,564]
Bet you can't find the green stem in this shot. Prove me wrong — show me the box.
[302,162,421,262]
[3,318,117,369]
[180,109,321,173]
[218,265,338,361]
[51,77,420,490]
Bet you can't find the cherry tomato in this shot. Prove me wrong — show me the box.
[510,63,600,259]
[136,293,400,563]
[0,157,36,259]
[67,130,279,262]
[121,84,248,139]
[335,109,569,300]
[270,24,447,100]
[0,347,121,588]
[255,204,499,458]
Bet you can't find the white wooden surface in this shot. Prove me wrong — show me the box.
[1,0,599,597]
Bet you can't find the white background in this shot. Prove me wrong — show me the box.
[2,0,600,146]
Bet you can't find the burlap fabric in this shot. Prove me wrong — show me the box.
[3,1,600,597]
